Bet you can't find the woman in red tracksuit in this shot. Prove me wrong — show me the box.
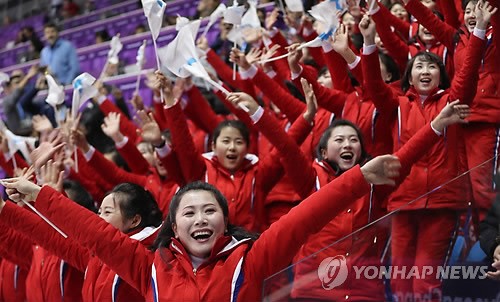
[360,6,490,300]
[229,87,470,301]
[402,0,500,220]
[0,182,163,302]
[156,72,315,232]
[71,122,183,218]
[1,146,403,301]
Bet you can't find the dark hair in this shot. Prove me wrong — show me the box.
[212,120,250,146]
[462,0,478,10]
[108,183,163,231]
[152,181,258,251]
[317,66,329,79]
[43,22,59,31]
[401,51,450,93]
[63,180,97,213]
[95,30,111,42]
[316,119,370,175]
[379,52,400,83]
[408,9,443,45]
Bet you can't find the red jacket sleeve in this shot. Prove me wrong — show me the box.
[34,186,154,296]
[292,64,347,117]
[371,10,410,73]
[152,101,169,131]
[0,221,33,270]
[259,111,316,199]
[184,85,224,134]
[0,202,89,272]
[245,165,371,280]
[323,49,355,93]
[206,49,257,98]
[377,3,411,39]
[164,102,206,182]
[449,34,486,104]
[87,148,148,187]
[252,68,306,122]
[437,0,461,29]
[405,0,458,50]
[116,137,152,175]
[362,49,400,115]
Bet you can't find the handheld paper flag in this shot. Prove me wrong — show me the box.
[159,20,203,79]
[45,74,65,108]
[4,129,37,164]
[175,15,190,31]
[141,0,167,40]
[201,3,227,38]
[71,73,97,120]
[107,34,123,65]
[223,2,245,25]
[136,40,147,69]
[241,0,261,29]
[284,0,304,12]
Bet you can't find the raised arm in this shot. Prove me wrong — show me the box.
[227,90,316,198]
[71,128,147,187]
[361,16,401,115]
[449,2,493,104]
[245,154,401,280]
[0,184,154,296]
[101,112,152,174]
[0,201,89,272]
[0,221,33,271]
[404,0,458,49]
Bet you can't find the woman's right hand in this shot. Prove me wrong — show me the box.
[360,154,401,186]
[1,175,42,203]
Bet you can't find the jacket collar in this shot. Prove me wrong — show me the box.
[202,152,259,175]
[169,235,251,263]
[405,86,445,103]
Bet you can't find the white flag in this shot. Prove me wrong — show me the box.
[309,1,340,30]
[159,20,208,79]
[45,74,65,108]
[223,3,245,25]
[136,40,147,69]
[175,15,190,31]
[241,0,261,28]
[285,0,304,12]
[4,129,37,164]
[201,3,227,37]
[71,73,97,120]
[141,0,167,40]
[107,34,123,65]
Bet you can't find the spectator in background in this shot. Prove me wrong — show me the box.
[95,30,111,44]
[134,24,147,34]
[16,27,44,63]
[82,0,96,14]
[61,0,80,19]
[0,68,38,136]
[194,0,221,18]
[49,0,63,21]
[40,22,80,85]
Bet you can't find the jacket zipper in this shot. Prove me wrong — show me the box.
[193,268,197,276]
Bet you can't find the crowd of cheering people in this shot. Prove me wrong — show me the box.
[0,0,500,301]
